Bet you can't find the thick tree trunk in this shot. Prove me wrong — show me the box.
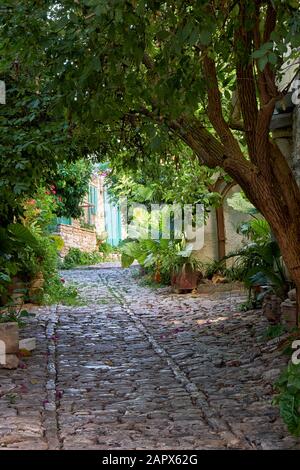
[167,3,300,326]
[172,118,300,328]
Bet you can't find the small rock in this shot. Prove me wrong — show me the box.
[19,338,36,351]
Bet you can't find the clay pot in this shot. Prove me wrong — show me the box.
[171,265,201,292]
[262,293,282,324]
[281,299,298,330]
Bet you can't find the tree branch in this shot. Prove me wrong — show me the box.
[235,4,259,164]
[202,53,244,159]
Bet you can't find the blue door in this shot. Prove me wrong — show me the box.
[103,189,122,246]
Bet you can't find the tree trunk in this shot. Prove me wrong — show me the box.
[215,205,226,261]
[171,118,300,328]
[167,4,300,325]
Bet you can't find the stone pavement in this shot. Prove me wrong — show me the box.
[0,266,300,450]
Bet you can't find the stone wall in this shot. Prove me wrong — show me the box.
[57,223,97,256]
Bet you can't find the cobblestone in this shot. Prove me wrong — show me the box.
[0,265,300,449]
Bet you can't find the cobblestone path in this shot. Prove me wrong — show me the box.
[1,266,300,450]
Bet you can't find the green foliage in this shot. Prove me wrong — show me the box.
[120,238,203,285]
[239,298,261,312]
[202,258,246,283]
[0,307,34,327]
[22,188,58,234]
[98,241,113,257]
[274,363,300,437]
[42,277,82,306]
[226,192,257,215]
[226,240,289,299]
[263,324,287,340]
[0,52,82,226]
[0,223,40,299]
[3,0,297,169]
[80,222,95,231]
[2,1,300,264]
[53,160,93,219]
[224,218,289,300]
[61,248,103,269]
[105,149,220,210]
[237,219,271,244]
[49,235,65,251]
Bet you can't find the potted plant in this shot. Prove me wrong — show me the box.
[171,251,203,293]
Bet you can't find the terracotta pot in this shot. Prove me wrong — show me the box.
[171,265,200,292]
[262,294,282,324]
[281,299,298,330]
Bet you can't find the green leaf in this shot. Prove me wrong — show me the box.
[121,252,135,268]
[258,55,269,71]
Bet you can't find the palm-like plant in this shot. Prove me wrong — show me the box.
[226,240,290,299]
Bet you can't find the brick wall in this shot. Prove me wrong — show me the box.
[57,224,97,256]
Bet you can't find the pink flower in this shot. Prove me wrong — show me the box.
[27,199,36,205]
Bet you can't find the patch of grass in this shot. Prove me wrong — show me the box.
[6,393,18,404]
[263,324,287,340]
[239,298,260,311]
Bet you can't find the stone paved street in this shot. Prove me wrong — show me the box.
[1,265,300,450]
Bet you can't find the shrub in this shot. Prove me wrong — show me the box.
[274,362,300,437]
[98,241,113,257]
[120,238,203,285]
[42,277,82,306]
[61,248,103,269]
